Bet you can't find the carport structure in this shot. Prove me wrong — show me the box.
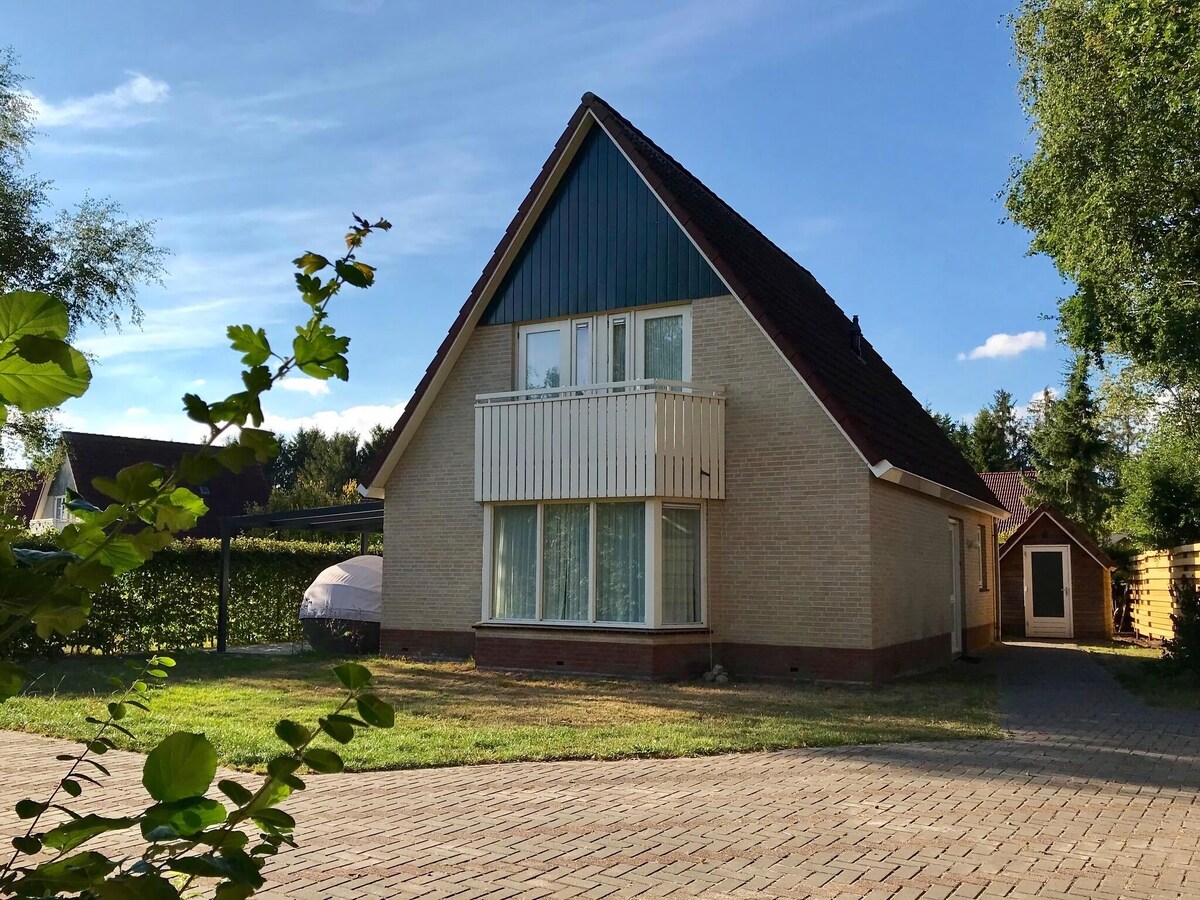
[216,500,383,651]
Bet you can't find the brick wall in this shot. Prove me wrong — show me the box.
[381,325,512,634]
[868,480,997,653]
[692,294,873,650]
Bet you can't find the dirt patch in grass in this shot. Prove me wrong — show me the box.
[0,652,1000,771]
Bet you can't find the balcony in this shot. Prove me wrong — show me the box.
[474,380,725,502]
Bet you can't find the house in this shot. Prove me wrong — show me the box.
[980,472,1115,640]
[29,431,270,539]
[364,93,1008,681]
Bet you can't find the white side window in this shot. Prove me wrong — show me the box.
[634,307,691,381]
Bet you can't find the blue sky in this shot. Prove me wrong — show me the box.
[6,0,1070,444]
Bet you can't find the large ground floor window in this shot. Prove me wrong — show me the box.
[484,500,703,628]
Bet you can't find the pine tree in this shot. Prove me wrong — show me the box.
[969,389,1030,472]
[1026,355,1116,534]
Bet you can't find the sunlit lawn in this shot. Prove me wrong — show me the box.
[0,652,1000,771]
[1081,641,1200,710]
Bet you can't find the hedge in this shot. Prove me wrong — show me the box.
[10,538,364,657]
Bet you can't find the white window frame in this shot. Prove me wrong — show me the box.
[482,498,705,630]
[52,495,66,521]
[517,305,693,388]
[633,306,692,381]
[977,523,987,591]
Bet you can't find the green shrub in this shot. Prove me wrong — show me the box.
[1164,575,1200,676]
[8,537,360,657]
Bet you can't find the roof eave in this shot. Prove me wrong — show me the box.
[872,461,1010,519]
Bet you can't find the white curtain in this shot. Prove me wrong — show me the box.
[643,315,683,381]
[596,503,645,623]
[492,506,537,619]
[662,506,700,624]
[543,504,589,620]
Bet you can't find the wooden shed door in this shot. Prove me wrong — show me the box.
[1023,545,1073,638]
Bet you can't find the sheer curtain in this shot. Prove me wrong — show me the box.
[492,506,537,619]
[543,504,589,620]
[662,506,700,624]
[643,315,683,381]
[596,503,645,623]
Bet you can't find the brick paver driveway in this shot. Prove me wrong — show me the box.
[2,642,1198,898]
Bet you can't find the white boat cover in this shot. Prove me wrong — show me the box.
[299,555,382,623]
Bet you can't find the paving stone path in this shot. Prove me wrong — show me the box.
[2,642,1198,898]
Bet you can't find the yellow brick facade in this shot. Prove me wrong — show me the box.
[381,294,997,662]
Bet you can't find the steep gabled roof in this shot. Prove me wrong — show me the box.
[61,432,270,538]
[998,503,1116,570]
[365,93,1003,515]
[980,471,1036,536]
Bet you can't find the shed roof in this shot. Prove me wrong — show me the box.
[998,503,1116,570]
[365,93,1002,514]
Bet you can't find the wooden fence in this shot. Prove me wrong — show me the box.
[1128,543,1200,640]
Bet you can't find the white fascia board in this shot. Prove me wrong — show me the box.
[871,460,1010,520]
[366,114,601,498]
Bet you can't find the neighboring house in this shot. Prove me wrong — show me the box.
[365,93,1008,681]
[981,472,1115,640]
[30,432,270,539]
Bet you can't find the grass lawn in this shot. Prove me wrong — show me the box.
[0,653,999,771]
[1081,642,1200,710]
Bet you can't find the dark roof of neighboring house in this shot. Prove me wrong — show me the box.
[2,469,41,522]
[980,471,1036,536]
[364,93,1001,511]
[997,503,1116,570]
[61,431,270,538]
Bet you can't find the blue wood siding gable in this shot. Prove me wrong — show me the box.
[481,126,724,325]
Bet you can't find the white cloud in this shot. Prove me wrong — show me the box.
[957,331,1047,361]
[261,402,404,441]
[29,72,169,129]
[125,407,149,417]
[74,298,245,358]
[279,376,331,397]
[191,379,207,387]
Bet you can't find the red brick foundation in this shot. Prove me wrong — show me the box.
[381,627,954,682]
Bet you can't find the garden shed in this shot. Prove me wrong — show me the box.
[998,504,1115,640]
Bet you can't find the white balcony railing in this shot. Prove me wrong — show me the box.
[28,516,72,534]
[474,380,725,502]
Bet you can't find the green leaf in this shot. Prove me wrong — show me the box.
[141,796,227,840]
[302,748,344,773]
[20,850,115,892]
[107,701,127,720]
[10,835,41,855]
[292,327,350,381]
[11,547,77,569]
[335,259,375,288]
[216,443,258,473]
[91,461,165,504]
[42,814,137,852]
[61,777,82,797]
[142,732,218,802]
[250,808,296,833]
[154,655,177,667]
[177,451,222,485]
[0,290,70,341]
[151,487,208,533]
[293,252,330,275]
[238,427,279,463]
[318,716,354,744]
[0,334,91,412]
[94,872,181,900]
[171,850,265,889]
[214,880,256,900]
[0,660,26,700]
[15,798,47,818]
[218,779,254,807]
[356,694,395,728]
[333,662,372,690]
[274,719,310,750]
[182,393,213,425]
[266,756,301,779]
[227,324,272,366]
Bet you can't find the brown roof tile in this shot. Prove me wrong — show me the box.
[980,471,1036,536]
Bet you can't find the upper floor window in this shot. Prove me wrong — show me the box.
[517,306,691,390]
